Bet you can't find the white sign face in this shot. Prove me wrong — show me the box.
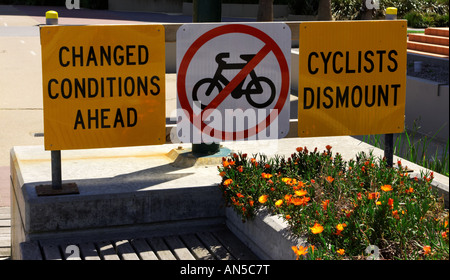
[176,23,291,144]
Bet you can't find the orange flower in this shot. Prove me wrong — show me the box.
[258,195,268,204]
[326,176,334,183]
[310,223,324,234]
[249,200,254,207]
[296,147,303,152]
[292,196,310,206]
[405,187,414,194]
[388,198,394,209]
[237,166,243,173]
[321,199,330,211]
[336,223,347,232]
[261,172,273,179]
[285,215,291,220]
[381,184,393,192]
[336,249,345,255]
[291,245,308,259]
[326,145,332,151]
[368,192,380,200]
[236,193,244,198]
[223,179,233,186]
[275,199,283,207]
[282,177,293,184]
[284,194,292,204]
[219,171,226,177]
[222,160,230,168]
[392,210,400,220]
[423,245,431,255]
[295,189,308,197]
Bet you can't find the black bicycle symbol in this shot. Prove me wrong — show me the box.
[192,52,276,109]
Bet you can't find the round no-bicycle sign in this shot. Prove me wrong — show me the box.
[176,23,291,143]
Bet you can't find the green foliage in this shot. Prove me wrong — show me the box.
[331,0,449,26]
[362,120,449,177]
[288,0,319,15]
[405,11,449,27]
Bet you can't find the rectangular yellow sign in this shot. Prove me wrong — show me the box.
[40,25,166,150]
[298,21,407,137]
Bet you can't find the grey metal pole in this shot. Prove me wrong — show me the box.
[51,150,62,189]
[46,10,62,189]
[384,133,394,167]
[192,0,222,155]
[383,7,398,168]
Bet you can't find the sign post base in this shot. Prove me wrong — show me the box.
[192,143,220,155]
[36,183,79,196]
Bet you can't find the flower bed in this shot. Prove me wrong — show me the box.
[218,146,449,260]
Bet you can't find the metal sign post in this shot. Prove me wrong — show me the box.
[384,133,394,167]
[192,0,221,155]
[36,10,79,196]
[384,7,399,168]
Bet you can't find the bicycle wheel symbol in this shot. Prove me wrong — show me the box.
[192,52,276,109]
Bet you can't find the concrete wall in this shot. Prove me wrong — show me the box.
[405,76,449,143]
[108,0,183,13]
[108,1,290,19]
[182,3,290,18]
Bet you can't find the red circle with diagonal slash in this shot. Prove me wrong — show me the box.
[177,24,289,141]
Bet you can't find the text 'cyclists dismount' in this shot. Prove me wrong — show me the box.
[298,20,407,137]
[176,23,291,144]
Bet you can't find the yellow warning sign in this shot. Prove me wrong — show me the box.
[298,21,407,137]
[40,24,166,150]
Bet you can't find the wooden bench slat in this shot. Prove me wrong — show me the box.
[146,237,177,260]
[42,244,63,260]
[20,242,42,260]
[114,240,140,260]
[179,234,215,260]
[196,231,234,260]
[96,241,120,260]
[212,229,258,260]
[130,238,159,260]
[164,235,196,260]
[79,242,101,260]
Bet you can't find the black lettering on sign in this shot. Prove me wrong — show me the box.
[302,84,401,110]
[306,49,400,74]
[57,45,150,67]
[73,108,138,130]
[47,76,161,99]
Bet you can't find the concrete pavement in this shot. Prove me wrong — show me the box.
[0,5,206,207]
[1,6,42,207]
[0,4,258,207]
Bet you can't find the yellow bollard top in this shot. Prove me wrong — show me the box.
[46,10,58,19]
[386,7,398,15]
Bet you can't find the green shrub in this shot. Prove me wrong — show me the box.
[218,147,449,260]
